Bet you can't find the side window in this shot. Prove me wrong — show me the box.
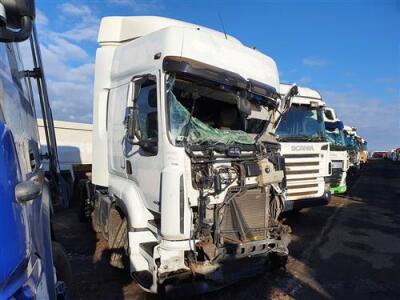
[135,79,158,141]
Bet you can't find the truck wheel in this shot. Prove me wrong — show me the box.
[91,210,102,233]
[52,242,72,287]
[108,208,129,270]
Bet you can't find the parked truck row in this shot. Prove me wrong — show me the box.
[44,16,369,294]
[1,6,371,297]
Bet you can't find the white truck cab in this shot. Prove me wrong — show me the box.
[324,107,349,194]
[91,16,292,294]
[276,84,331,211]
[343,125,360,171]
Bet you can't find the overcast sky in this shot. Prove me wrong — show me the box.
[25,0,399,151]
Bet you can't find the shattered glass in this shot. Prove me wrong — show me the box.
[167,77,254,146]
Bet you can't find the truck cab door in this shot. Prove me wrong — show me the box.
[124,74,162,214]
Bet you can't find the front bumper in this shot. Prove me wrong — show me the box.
[284,191,331,211]
[162,251,287,296]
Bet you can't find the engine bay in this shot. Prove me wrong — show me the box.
[187,143,290,270]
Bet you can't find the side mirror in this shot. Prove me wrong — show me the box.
[0,0,36,42]
[125,78,142,142]
[139,139,158,155]
[280,84,298,114]
[274,84,298,129]
[127,79,142,104]
[15,180,41,202]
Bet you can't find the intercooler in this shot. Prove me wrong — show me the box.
[220,188,270,243]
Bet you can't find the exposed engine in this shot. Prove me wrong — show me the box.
[187,143,290,271]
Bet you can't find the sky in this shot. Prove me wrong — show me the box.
[24,0,399,151]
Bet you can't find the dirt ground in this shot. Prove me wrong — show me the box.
[53,159,400,299]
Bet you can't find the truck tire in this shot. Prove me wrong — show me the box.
[52,242,72,287]
[108,208,129,270]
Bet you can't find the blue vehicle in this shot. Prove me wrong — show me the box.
[0,0,70,299]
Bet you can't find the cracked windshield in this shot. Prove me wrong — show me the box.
[166,76,270,146]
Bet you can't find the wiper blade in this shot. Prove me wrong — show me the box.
[306,135,326,142]
[278,134,310,142]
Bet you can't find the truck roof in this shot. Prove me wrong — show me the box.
[99,16,279,93]
[280,83,325,107]
[98,16,241,45]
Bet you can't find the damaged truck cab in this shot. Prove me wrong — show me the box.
[91,16,291,293]
[276,84,331,211]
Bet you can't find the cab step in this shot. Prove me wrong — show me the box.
[139,241,158,260]
[147,219,161,234]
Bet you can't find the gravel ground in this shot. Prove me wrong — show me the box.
[53,159,400,299]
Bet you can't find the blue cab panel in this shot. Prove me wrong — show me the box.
[0,121,29,298]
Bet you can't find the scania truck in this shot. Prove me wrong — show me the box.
[323,107,349,194]
[89,16,294,294]
[276,84,331,211]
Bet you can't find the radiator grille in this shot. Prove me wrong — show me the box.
[283,154,321,200]
[220,188,269,243]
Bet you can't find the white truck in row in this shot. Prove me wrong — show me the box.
[344,125,360,172]
[42,14,371,295]
[323,108,349,194]
[276,84,331,211]
[87,16,295,293]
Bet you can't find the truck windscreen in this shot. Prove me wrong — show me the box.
[325,122,346,149]
[166,75,274,147]
[344,134,358,149]
[276,105,326,142]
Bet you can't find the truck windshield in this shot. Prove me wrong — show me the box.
[325,122,346,149]
[344,134,357,149]
[326,128,346,148]
[166,75,275,147]
[276,105,326,142]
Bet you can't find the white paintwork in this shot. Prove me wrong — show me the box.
[280,83,325,107]
[323,107,348,193]
[324,107,338,122]
[93,16,280,187]
[278,85,330,207]
[98,16,241,45]
[93,19,280,188]
[92,16,282,292]
[37,119,92,178]
[280,142,330,202]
